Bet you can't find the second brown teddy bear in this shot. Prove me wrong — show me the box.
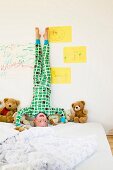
[71,101,88,123]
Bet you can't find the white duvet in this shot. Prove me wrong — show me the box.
[0,127,97,170]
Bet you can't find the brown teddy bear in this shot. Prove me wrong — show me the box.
[71,101,88,123]
[0,98,20,123]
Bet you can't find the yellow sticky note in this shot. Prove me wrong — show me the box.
[48,26,72,42]
[64,46,87,63]
[51,67,71,84]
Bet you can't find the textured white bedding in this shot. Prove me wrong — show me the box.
[52,122,113,170]
[0,122,113,170]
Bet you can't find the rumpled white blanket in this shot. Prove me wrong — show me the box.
[0,127,97,170]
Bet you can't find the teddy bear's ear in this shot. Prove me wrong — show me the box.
[81,101,85,105]
[4,98,9,103]
[72,103,75,108]
[16,100,20,106]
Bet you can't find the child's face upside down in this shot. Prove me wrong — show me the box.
[34,113,48,127]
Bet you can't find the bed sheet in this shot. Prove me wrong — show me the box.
[0,122,113,170]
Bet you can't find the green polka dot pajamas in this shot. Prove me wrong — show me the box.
[16,40,64,126]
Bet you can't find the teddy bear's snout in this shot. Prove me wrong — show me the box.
[75,106,80,111]
[9,104,12,107]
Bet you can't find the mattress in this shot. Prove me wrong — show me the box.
[0,122,113,170]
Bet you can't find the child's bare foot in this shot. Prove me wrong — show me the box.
[43,27,49,40]
[35,27,41,39]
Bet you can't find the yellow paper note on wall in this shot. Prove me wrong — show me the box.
[48,26,72,42]
[64,46,87,63]
[51,67,71,84]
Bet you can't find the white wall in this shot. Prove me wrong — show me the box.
[0,0,113,132]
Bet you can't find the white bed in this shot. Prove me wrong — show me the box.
[0,122,113,170]
[52,122,113,170]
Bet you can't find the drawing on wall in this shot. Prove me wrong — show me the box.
[64,46,87,63]
[48,26,72,42]
[51,67,71,84]
[0,43,35,77]
[0,44,71,84]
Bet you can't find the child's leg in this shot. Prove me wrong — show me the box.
[15,28,42,126]
[40,28,65,116]
[33,27,42,86]
[41,28,51,88]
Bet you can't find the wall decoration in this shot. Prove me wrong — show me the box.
[0,43,34,77]
[64,46,86,63]
[48,26,72,42]
[51,67,71,84]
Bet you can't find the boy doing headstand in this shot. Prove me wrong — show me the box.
[16,28,64,126]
